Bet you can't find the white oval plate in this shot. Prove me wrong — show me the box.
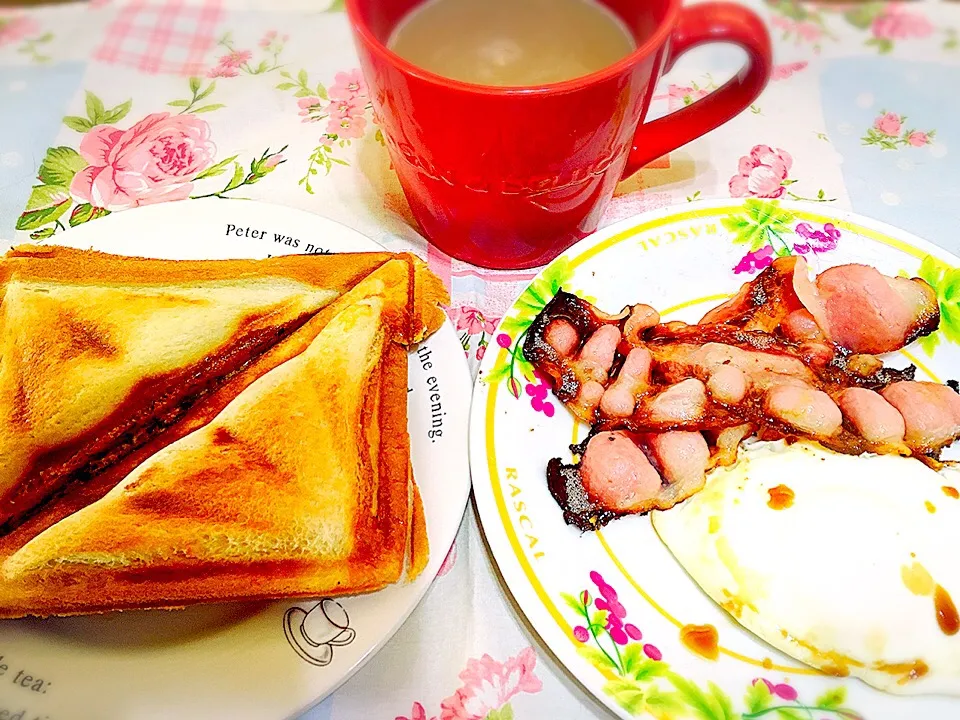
[0,199,472,720]
[470,199,960,720]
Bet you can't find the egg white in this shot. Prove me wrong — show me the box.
[652,441,960,695]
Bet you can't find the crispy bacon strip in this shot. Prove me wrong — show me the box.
[699,256,805,332]
[524,267,951,530]
[702,256,939,353]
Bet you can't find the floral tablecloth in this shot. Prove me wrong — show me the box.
[1,0,959,718]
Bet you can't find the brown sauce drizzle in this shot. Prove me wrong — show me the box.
[680,624,719,660]
[766,484,794,510]
[935,585,959,636]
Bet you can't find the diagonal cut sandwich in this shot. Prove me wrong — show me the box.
[0,245,447,618]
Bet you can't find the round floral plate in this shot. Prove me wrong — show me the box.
[470,199,960,720]
[0,199,472,720]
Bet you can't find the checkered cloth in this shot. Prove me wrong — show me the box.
[93,0,223,76]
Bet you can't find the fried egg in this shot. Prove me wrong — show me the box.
[651,441,960,695]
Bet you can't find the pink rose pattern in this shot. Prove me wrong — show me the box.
[874,111,901,136]
[871,4,933,41]
[397,648,542,720]
[17,74,286,239]
[0,13,38,46]
[440,648,542,720]
[729,145,793,199]
[726,144,841,275]
[766,0,945,54]
[729,145,832,204]
[0,12,51,62]
[70,113,215,210]
[863,110,935,150]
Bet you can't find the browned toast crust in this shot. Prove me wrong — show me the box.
[0,249,448,618]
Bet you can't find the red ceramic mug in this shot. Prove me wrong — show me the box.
[347,0,772,270]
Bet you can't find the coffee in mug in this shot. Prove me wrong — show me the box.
[387,0,637,87]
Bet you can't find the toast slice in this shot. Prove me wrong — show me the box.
[0,245,397,530]
[0,278,432,617]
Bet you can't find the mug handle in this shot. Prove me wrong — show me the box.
[621,1,773,178]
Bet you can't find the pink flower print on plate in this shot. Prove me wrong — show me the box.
[0,14,39,47]
[754,678,799,701]
[525,371,555,417]
[792,222,840,255]
[874,112,902,137]
[733,244,775,275]
[328,68,368,100]
[872,5,933,40]
[70,112,215,211]
[439,647,543,720]
[729,145,793,199]
[907,131,931,147]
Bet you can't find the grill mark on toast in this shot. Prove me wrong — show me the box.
[0,309,319,535]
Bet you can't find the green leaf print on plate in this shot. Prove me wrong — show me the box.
[484,257,576,395]
[913,255,960,356]
[722,199,795,252]
[561,573,860,719]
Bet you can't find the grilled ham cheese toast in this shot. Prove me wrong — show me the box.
[0,246,448,617]
[0,245,397,530]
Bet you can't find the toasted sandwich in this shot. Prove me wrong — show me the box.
[0,245,398,531]
[0,279,435,616]
[0,246,447,617]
